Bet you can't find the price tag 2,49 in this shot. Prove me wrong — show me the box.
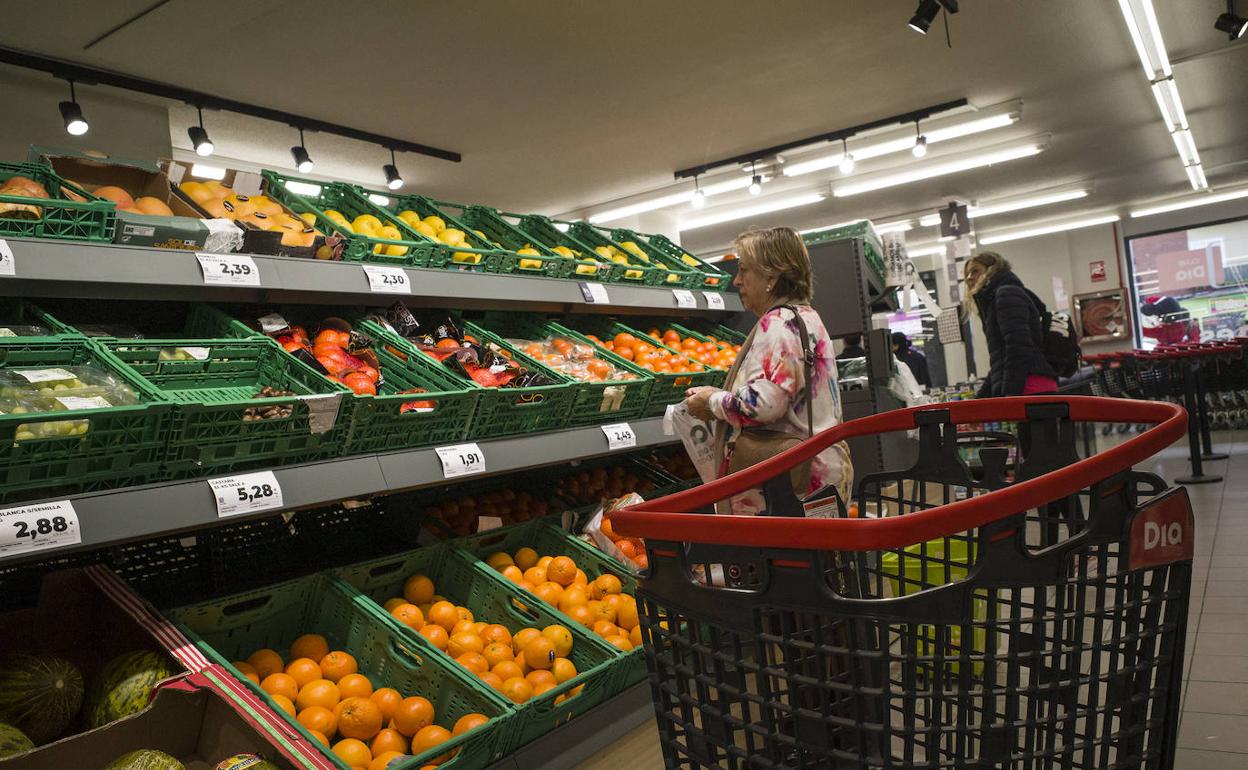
[703,291,726,310]
[672,289,696,309]
[197,253,261,287]
[208,470,284,518]
[0,500,80,558]
[436,443,486,479]
[362,265,412,294]
[0,239,14,277]
[601,422,637,450]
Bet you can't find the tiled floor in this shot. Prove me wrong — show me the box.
[574,432,1247,769]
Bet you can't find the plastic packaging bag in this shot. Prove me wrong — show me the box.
[584,492,647,572]
[663,402,718,484]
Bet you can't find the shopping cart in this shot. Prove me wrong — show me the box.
[614,396,1192,769]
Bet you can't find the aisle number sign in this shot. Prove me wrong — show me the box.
[601,422,637,450]
[209,471,284,518]
[362,265,411,293]
[703,292,725,310]
[672,289,696,308]
[0,500,81,558]
[197,253,261,286]
[436,443,486,479]
[0,239,14,276]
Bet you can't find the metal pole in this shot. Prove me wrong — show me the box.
[1194,355,1229,460]
[1177,359,1221,484]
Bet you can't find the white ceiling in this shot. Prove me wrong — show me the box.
[1,0,1245,253]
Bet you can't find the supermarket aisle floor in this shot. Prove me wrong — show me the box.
[574,432,1248,770]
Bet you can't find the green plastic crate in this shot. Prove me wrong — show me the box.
[558,317,723,417]
[712,324,747,345]
[597,226,710,290]
[455,520,648,688]
[507,213,620,282]
[0,299,78,341]
[0,338,172,501]
[477,312,654,428]
[568,222,671,286]
[36,301,246,342]
[165,572,515,770]
[621,231,731,292]
[0,162,116,242]
[333,544,622,750]
[802,220,888,284]
[454,205,575,279]
[102,337,352,476]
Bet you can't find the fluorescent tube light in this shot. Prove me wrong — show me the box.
[190,163,226,180]
[833,142,1044,197]
[1118,0,1171,79]
[1185,164,1209,191]
[1129,186,1248,217]
[905,244,946,257]
[918,189,1089,226]
[680,193,825,231]
[1170,129,1200,166]
[874,221,913,234]
[283,180,323,196]
[1150,78,1188,131]
[978,214,1120,245]
[587,174,763,224]
[554,223,571,232]
[367,194,391,206]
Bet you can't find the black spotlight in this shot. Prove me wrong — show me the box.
[383,148,403,190]
[291,128,314,174]
[1215,1,1247,39]
[909,0,958,34]
[188,106,213,157]
[59,80,88,136]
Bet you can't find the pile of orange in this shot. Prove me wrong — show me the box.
[381,572,584,705]
[646,449,698,482]
[487,549,643,649]
[235,633,486,769]
[557,464,657,506]
[585,331,706,375]
[517,336,638,383]
[653,328,741,371]
[596,513,649,571]
[424,488,551,537]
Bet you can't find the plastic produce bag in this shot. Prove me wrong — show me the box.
[0,365,140,441]
[584,492,647,573]
[663,402,717,484]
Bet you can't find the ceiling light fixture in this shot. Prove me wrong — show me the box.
[187,106,214,157]
[680,192,825,231]
[58,80,88,136]
[189,163,225,180]
[874,221,914,234]
[1185,164,1209,190]
[1129,185,1248,217]
[978,213,1121,245]
[1215,1,1248,38]
[587,174,761,224]
[282,179,323,196]
[908,0,943,33]
[1150,78,1189,132]
[917,189,1090,226]
[383,148,403,191]
[833,140,1045,197]
[290,128,314,174]
[905,243,947,257]
[912,122,928,157]
[1118,0,1172,79]
[691,176,706,208]
[838,139,855,174]
[748,161,763,196]
[1170,128,1200,166]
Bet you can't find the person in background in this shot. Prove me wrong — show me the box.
[837,333,866,360]
[963,251,1057,396]
[891,332,931,387]
[683,226,852,513]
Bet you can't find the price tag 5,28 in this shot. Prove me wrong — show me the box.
[601,422,637,450]
[703,291,726,310]
[208,470,284,518]
[435,443,486,479]
[0,500,81,558]
[196,253,261,287]
[362,265,412,294]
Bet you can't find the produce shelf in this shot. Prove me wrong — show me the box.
[0,416,674,564]
[0,237,743,315]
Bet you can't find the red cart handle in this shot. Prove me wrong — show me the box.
[612,396,1186,551]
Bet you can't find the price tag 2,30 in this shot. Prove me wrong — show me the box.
[0,500,80,558]
[196,253,261,287]
[601,422,637,450]
[703,291,726,310]
[362,265,412,294]
[672,289,696,309]
[435,443,486,479]
[0,239,14,277]
[208,470,284,519]
[579,282,611,304]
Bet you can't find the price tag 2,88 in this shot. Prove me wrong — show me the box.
[601,422,637,450]
[435,443,486,479]
[0,239,15,277]
[208,470,284,518]
[703,291,726,310]
[362,265,412,294]
[197,253,261,287]
[0,500,80,558]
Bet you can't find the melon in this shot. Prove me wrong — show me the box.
[215,754,281,770]
[0,723,34,758]
[102,749,185,770]
[86,650,179,728]
[0,654,84,744]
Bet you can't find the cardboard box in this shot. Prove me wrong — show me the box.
[2,670,304,769]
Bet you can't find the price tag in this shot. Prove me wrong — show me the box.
[601,422,637,450]
[0,500,81,558]
[55,396,111,410]
[435,443,486,479]
[0,239,14,277]
[477,516,504,533]
[208,470,284,519]
[672,289,696,309]
[196,253,261,286]
[579,282,611,304]
[362,265,412,294]
[16,368,75,383]
[703,292,726,310]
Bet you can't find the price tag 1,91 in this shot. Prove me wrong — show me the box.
[196,253,261,287]
[0,500,81,558]
[362,265,412,294]
[0,239,14,277]
[672,289,696,309]
[208,470,284,518]
[435,443,486,479]
[601,422,637,450]
[703,291,726,310]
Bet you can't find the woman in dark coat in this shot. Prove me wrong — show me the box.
[963,252,1057,397]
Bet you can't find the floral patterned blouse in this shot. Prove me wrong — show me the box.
[708,305,853,514]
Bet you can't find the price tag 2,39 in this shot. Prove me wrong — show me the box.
[672,289,696,309]
[0,239,15,277]
[435,443,486,479]
[208,470,284,518]
[362,265,412,294]
[196,253,261,287]
[703,291,726,310]
[0,500,80,558]
[601,422,637,450]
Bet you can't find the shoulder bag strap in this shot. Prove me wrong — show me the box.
[776,304,815,439]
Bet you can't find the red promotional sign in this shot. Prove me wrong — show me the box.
[1089,260,1106,282]
[1128,489,1194,571]
[1156,245,1225,293]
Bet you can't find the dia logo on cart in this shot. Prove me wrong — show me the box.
[1128,489,1195,570]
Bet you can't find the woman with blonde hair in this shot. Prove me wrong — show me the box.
[963,251,1057,397]
[684,226,852,514]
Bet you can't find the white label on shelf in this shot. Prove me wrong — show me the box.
[196,253,261,286]
[55,396,112,411]
[362,265,412,293]
[0,500,81,558]
[601,422,637,450]
[579,282,610,304]
[703,292,726,310]
[258,313,288,334]
[672,289,696,309]
[435,443,486,479]
[208,470,284,519]
[0,239,14,276]
[16,368,75,383]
